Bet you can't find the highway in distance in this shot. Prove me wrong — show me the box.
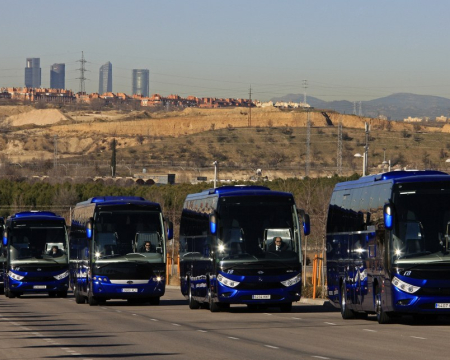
[0,286,449,359]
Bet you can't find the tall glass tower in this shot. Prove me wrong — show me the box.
[50,63,65,89]
[25,58,41,88]
[132,69,149,97]
[99,62,112,94]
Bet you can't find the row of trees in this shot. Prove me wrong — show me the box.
[0,175,359,256]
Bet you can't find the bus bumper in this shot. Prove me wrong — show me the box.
[392,286,450,314]
[8,277,69,294]
[216,281,301,304]
[91,279,165,299]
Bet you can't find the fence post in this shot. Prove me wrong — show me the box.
[312,254,318,299]
[166,254,171,285]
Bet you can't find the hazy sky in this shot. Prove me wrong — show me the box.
[1,1,449,101]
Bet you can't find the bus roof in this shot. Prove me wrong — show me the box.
[8,211,65,222]
[185,185,293,201]
[334,170,450,190]
[75,196,161,208]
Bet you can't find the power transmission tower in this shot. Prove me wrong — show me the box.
[305,111,311,177]
[364,122,370,175]
[76,51,88,94]
[302,80,308,104]
[248,85,252,127]
[54,135,58,169]
[337,119,343,175]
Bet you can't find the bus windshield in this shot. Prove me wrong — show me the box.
[10,222,67,261]
[93,210,163,259]
[216,196,299,262]
[392,182,450,262]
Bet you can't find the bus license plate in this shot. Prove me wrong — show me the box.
[252,295,270,299]
[122,288,138,293]
[33,285,46,289]
[435,303,450,308]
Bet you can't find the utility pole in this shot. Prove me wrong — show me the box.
[364,122,370,176]
[248,85,252,127]
[337,119,343,175]
[302,80,308,104]
[76,51,88,94]
[305,111,311,177]
[53,135,58,169]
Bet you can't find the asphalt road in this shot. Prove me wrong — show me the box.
[1,286,450,360]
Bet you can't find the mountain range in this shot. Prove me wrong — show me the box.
[270,93,450,121]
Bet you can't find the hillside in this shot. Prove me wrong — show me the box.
[1,105,450,182]
[272,93,450,120]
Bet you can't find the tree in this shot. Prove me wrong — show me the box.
[110,138,116,177]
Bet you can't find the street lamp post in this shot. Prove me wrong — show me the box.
[354,153,365,176]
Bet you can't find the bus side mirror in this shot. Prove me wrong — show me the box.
[167,221,174,240]
[209,212,217,235]
[2,229,7,246]
[384,204,393,230]
[303,213,311,236]
[86,218,93,240]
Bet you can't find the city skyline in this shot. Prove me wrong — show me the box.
[50,63,65,90]
[99,62,112,94]
[2,1,450,102]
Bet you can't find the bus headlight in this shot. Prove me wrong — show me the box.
[281,274,301,287]
[9,271,24,281]
[392,276,420,294]
[54,271,69,280]
[217,274,240,288]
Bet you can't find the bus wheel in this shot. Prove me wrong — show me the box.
[340,282,355,319]
[376,286,391,324]
[188,282,200,309]
[74,287,86,304]
[280,302,293,312]
[88,290,99,306]
[208,288,220,313]
[4,286,9,297]
[8,291,16,299]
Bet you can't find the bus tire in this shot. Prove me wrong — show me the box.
[188,282,200,309]
[74,287,86,304]
[376,286,391,324]
[8,291,16,299]
[0,285,4,295]
[280,302,293,312]
[340,282,355,319]
[4,286,9,297]
[208,288,220,312]
[88,290,99,306]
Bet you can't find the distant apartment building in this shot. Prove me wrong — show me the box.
[50,63,65,89]
[24,58,41,88]
[436,115,448,122]
[99,62,112,94]
[132,69,149,97]
[404,116,422,122]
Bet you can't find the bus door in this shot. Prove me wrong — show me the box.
[351,232,368,311]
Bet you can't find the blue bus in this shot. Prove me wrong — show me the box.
[326,170,450,323]
[69,196,173,306]
[179,185,310,312]
[3,211,69,298]
[0,217,6,294]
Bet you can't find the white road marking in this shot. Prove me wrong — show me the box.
[292,317,302,320]
[411,336,426,340]
[264,345,279,349]
[312,356,330,359]
[363,329,377,332]
[324,322,336,326]
[151,319,158,321]
[172,323,181,326]
[198,330,207,332]
[228,337,239,340]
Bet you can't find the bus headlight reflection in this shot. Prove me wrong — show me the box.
[217,274,240,288]
[392,276,420,294]
[281,274,301,287]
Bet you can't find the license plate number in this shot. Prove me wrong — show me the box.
[122,288,138,293]
[435,303,450,308]
[252,295,270,299]
[33,285,46,289]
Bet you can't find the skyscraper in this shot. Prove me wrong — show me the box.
[50,63,65,89]
[99,61,112,94]
[132,69,149,97]
[25,58,41,88]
